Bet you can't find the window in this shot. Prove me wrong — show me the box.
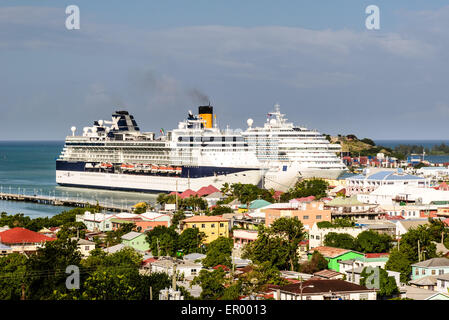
[440,270,444,275]
[316,215,322,220]
[211,224,215,228]
[316,236,320,240]
[85,246,89,250]
[422,269,425,275]
[201,224,206,228]
[192,224,196,228]
[220,223,224,227]
[415,269,419,275]
[303,215,309,220]
[432,270,436,275]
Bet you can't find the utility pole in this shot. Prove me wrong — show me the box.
[21,283,26,300]
[150,286,153,300]
[172,261,177,291]
[418,240,421,262]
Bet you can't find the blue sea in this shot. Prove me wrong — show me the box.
[0,141,157,218]
[375,140,449,164]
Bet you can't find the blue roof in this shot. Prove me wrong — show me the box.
[349,170,424,181]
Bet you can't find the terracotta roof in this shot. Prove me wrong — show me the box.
[180,189,198,199]
[0,227,56,244]
[182,215,229,223]
[276,279,372,295]
[310,246,355,258]
[196,185,220,197]
[313,269,344,279]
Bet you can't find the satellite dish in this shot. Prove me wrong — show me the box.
[247,118,253,127]
[71,126,76,136]
[270,118,277,125]
[98,120,104,126]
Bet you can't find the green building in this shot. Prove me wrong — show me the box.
[121,231,150,251]
[308,246,364,272]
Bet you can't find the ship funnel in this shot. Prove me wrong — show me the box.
[198,105,213,129]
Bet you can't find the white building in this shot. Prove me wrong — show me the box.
[72,237,96,258]
[358,185,449,205]
[272,279,377,300]
[346,169,429,196]
[150,258,203,280]
[416,167,449,179]
[308,223,364,249]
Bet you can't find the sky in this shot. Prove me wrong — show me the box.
[1,1,449,140]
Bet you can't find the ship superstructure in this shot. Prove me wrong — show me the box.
[56,107,265,193]
[242,104,347,190]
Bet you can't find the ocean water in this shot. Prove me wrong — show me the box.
[375,140,449,164]
[0,141,157,218]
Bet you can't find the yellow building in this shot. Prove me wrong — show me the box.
[180,216,229,244]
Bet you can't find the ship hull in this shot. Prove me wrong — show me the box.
[56,168,263,193]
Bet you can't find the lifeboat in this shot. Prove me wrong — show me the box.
[175,167,182,174]
[101,162,113,168]
[151,165,159,172]
[166,166,175,174]
[159,166,168,173]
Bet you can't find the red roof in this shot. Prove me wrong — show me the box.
[0,227,56,244]
[180,189,197,199]
[438,182,449,191]
[169,191,180,196]
[213,264,230,271]
[196,185,220,197]
[443,218,449,226]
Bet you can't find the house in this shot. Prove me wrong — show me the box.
[308,223,363,249]
[312,269,345,280]
[180,215,229,244]
[140,211,172,227]
[411,257,449,280]
[121,231,150,251]
[395,219,430,238]
[402,285,449,300]
[265,201,331,231]
[233,229,258,249]
[183,253,206,263]
[71,237,96,258]
[238,199,272,213]
[409,275,437,291]
[436,273,449,294]
[272,279,377,300]
[203,191,225,207]
[308,246,365,272]
[0,227,56,254]
[76,211,116,232]
[103,243,126,254]
[0,243,13,256]
[338,253,390,276]
[346,169,429,196]
[149,257,202,280]
[325,196,380,220]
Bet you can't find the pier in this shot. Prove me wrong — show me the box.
[0,192,133,213]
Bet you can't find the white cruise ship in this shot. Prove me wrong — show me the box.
[56,107,266,193]
[242,104,347,191]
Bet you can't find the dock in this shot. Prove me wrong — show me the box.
[0,192,132,212]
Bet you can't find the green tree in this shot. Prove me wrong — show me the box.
[192,268,227,300]
[299,250,328,274]
[281,178,328,202]
[146,226,179,257]
[268,217,305,271]
[178,227,206,254]
[202,237,234,268]
[0,253,28,300]
[385,248,413,283]
[355,231,393,253]
[27,238,83,299]
[324,232,356,250]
